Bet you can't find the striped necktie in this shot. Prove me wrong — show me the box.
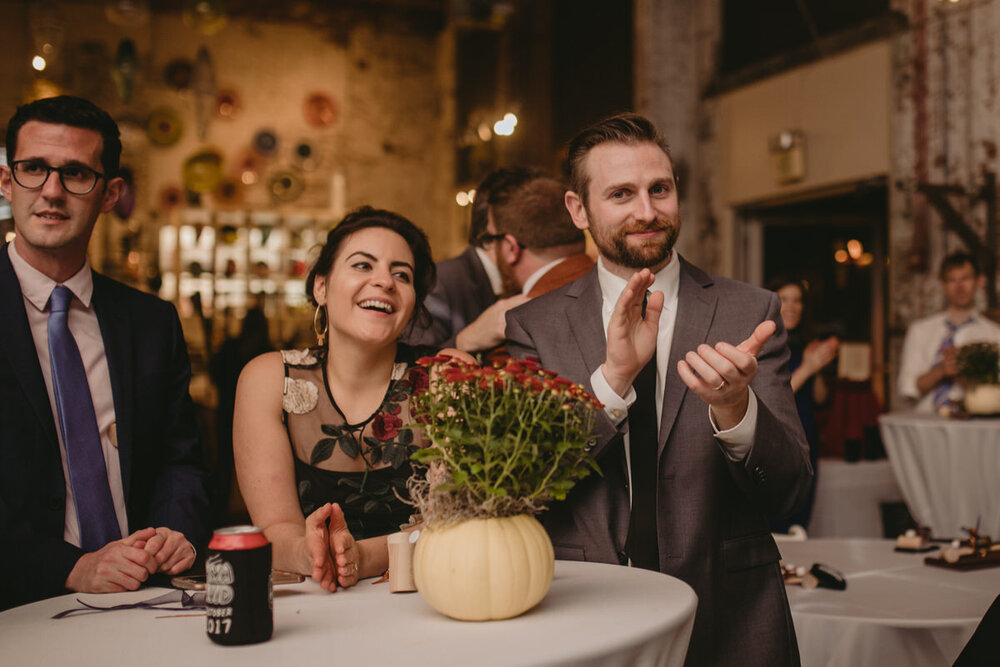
[932,317,973,409]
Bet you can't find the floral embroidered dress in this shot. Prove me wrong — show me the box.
[280,345,429,539]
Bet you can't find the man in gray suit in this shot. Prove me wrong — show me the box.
[506,113,811,666]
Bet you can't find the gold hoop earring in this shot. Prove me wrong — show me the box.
[313,304,328,346]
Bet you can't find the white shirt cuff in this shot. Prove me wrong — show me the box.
[709,388,758,461]
[591,366,635,425]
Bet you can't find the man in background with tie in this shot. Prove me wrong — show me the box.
[0,96,209,609]
[506,113,811,666]
[898,251,1000,413]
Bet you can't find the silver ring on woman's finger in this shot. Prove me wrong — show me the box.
[712,380,726,391]
[352,562,359,574]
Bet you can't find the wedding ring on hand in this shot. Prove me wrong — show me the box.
[712,380,727,391]
[352,562,359,575]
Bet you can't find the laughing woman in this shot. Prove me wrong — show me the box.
[234,207,438,591]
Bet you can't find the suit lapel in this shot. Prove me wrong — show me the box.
[566,268,607,380]
[659,258,717,451]
[0,245,60,449]
[91,275,134,499]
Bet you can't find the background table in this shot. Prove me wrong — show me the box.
[0,560,697,667]
[808,459,904,538]
[879,412,1000,539]
[779,538,999,667]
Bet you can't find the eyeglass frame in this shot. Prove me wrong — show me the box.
[475,231,524,250]
[8,160,108,195]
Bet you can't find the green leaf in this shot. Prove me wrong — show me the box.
[321,423,343,437]
[389,445,407,468]
[411,448,442,463]
[310,438,337,465]
[338,434,359,458]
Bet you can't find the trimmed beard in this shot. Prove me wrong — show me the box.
[588,212,680,270]
[495,246,522,298]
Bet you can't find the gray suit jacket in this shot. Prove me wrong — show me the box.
[403,245,496,348]
[506,257,811,667]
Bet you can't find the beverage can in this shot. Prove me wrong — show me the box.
[206,525,273,645]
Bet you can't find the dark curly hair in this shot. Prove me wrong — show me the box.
[306,206,436,333]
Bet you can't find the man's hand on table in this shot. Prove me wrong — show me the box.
[142,526,197,575]
[65,526,196,593]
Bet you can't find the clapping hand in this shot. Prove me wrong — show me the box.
[305,502,360,592]
[802,336,839,375]
[601,269,665,398]
[676,320,776,429]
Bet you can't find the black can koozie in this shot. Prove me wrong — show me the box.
[206,525,273,645]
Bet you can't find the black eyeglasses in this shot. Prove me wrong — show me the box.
[475,232,524,249]
[10,160,106,195]
[475,232,506,246]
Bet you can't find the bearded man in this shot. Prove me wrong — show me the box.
[505,113,812,667]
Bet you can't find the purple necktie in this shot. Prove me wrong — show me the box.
[932,317,973,409]
[48,285,121,551]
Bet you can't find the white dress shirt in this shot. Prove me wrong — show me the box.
[898,310,1000,412]
[520,257,566,296]
[9,240,129,547]
[587,255,757,488]
[474,246,503,296]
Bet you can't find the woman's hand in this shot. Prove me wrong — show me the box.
[328,503,361,589]
[802,336,839,374]
[305,502,360,592]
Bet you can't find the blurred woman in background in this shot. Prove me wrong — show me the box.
[769,277,839,533]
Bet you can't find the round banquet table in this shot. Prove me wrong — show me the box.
[879,412,1000,539]
[779,538,1000,667]
[0,560,697,667]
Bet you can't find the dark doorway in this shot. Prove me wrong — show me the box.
[743,180,889,402]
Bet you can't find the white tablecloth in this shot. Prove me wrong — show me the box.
[879,412,1000,539]
[780,538,999,667]
[0,560,697,667]
[808,459,904,538]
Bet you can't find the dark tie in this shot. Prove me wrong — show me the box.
[48,285,121,551]
[626,352,660,571]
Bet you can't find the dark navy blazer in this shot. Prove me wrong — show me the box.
[0,244,209,609]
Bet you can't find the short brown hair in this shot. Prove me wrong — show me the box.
[492,176,583,249]
[468,166,546,245]
[939,250,980,280]
[567,112,672,204]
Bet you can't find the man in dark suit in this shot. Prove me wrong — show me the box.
[0,96,209,609]
[490,175,593,300]
[404,167,542,354]
[506,113,812,666]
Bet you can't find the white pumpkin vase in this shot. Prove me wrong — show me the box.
[413,514,554,621]
[964,383,1000,415]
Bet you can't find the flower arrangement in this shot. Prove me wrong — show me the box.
[407,355,602,524]
[957,342,1000,386]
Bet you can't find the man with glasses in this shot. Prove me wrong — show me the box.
[0,96,209,609]
[404,166,543,356]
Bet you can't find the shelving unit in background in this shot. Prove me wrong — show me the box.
[158,207,333,367]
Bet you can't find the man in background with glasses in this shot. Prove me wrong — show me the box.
[0,96,209,609]
[404,166,543,357]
